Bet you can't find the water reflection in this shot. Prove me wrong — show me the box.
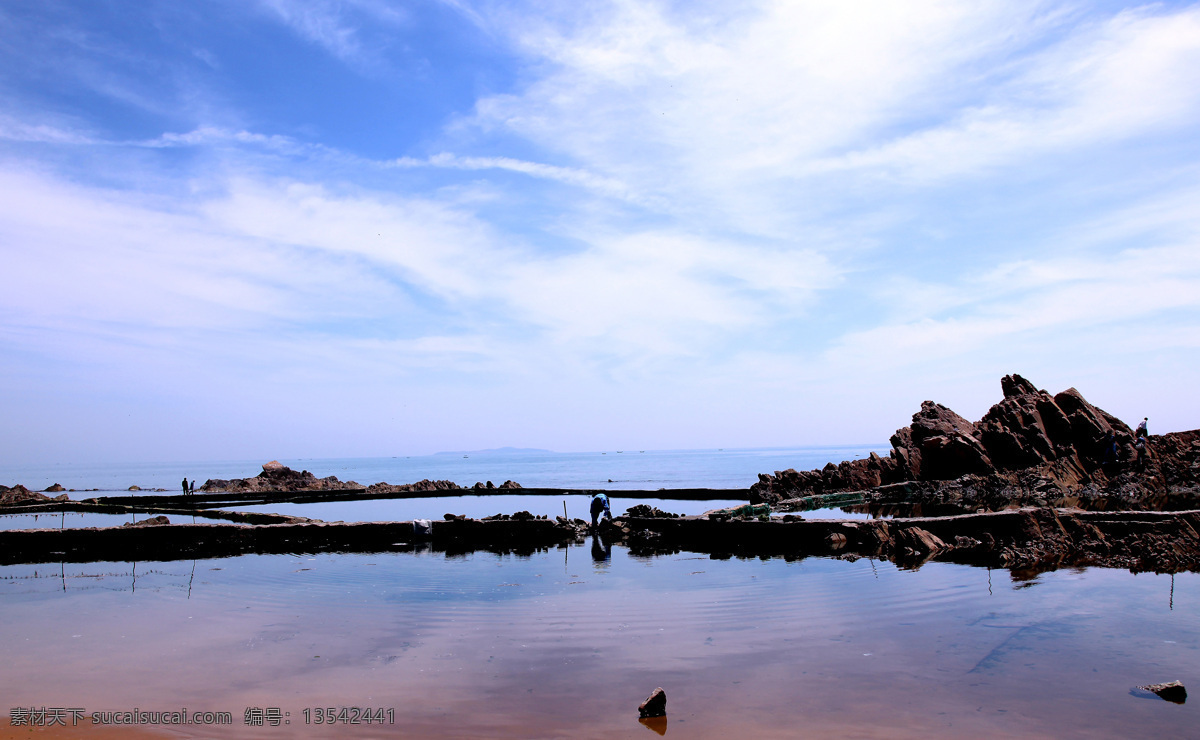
[0,547,1196,739]
[590,534,612,567]
[639,716,668,735]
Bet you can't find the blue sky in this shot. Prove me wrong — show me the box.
[2,0,1199,463]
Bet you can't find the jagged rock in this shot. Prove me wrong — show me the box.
[638,687,666,718]
[906,401,993,479]
[44,483,65,493]
[1001,374,1038,398]
[1139,681,1187,704]
[499,480,522,489]
[752,374,1199,512]
[0,485,53,506]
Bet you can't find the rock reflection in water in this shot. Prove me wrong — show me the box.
[841,502,982,519]
[639,715,668,735]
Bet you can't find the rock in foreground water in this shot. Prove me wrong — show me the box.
[1139,680,1187,703]
[638,687,666,718]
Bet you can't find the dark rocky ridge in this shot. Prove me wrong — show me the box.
[200,461,521,494]
[751,374,1200,512]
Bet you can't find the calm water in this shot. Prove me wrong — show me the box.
[0,547,1195,739]
[231,495,749,523]
[2,449,1195,738]
[0,446,884,494]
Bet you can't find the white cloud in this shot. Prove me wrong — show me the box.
[823,238,1200,375]
[457,0,1200,241]
[808,6,1200,181]
[463,1,1057,226]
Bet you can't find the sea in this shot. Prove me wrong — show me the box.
[1,446,1197,738]
[0,444,885,494]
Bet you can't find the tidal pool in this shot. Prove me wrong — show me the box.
[226,495,747,523]
[1,546,1195,739]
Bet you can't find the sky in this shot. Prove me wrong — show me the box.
[2,0,1200,464]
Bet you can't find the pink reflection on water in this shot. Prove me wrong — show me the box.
[0,550,1196,739]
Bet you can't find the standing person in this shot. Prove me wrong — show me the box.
[1136,417,1148,438]
[181,477,189,495]
[590,492,612,529]
[1102,431,1122,474]
[189,480,196,495]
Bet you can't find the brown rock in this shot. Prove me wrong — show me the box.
[638,687,666,718]
[45,483,65,493]
[1139,680,1186,704]
[0,485,52,505]
[907,401,993,479]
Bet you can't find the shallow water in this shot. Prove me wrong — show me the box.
[1,547,1195,739]
[231,495,746,523]
[0,510,245,531]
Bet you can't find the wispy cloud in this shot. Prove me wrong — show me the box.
[255,0,410,70]
[391,152,633,199]
[0,116,95,145]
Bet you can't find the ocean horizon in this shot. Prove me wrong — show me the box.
[0,444,887,494]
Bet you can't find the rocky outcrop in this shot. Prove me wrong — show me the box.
[200,462,479,495]
[366,479,463,495]
[0,485,68,506]
[752,374,1197,511]
[201,462,363,493]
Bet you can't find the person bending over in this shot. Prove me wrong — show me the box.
[590,492,613,528]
